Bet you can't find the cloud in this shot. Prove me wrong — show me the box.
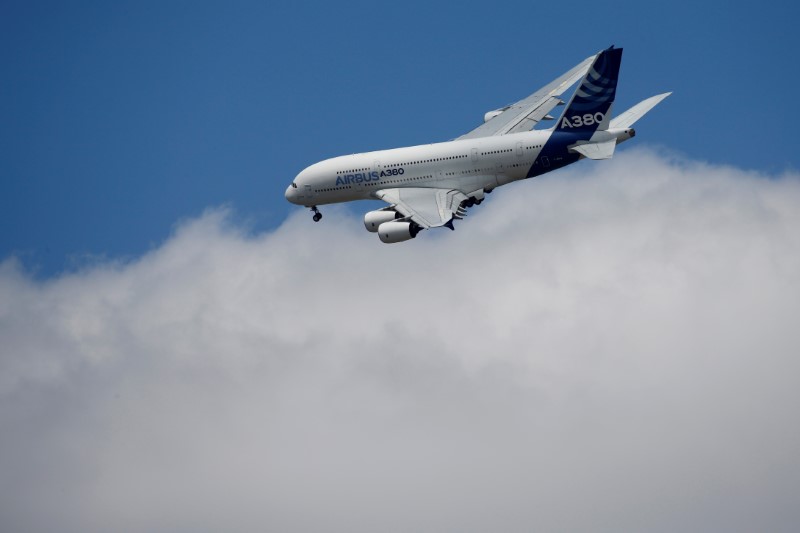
[1,148,800,532]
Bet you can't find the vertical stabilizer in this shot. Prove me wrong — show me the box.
[555,46,622,133]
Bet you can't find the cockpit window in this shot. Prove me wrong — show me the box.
[291,182,297,188]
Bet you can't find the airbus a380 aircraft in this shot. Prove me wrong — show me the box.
[285,46,669,243]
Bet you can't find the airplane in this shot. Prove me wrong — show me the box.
[285,46,670,243]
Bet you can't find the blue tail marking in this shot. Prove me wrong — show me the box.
[555,46,622,133]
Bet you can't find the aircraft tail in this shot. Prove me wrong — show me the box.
[555,46,622,134]
[610,92,672,129]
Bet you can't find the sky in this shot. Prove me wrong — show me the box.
[1,0,799,275]
[2,1,800,531]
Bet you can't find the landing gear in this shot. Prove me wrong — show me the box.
[310,206,322,222]
[464,197,483,207]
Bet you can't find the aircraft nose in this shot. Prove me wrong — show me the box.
[285,184,298,204]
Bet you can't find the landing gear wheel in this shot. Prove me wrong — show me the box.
[310,206,322,222]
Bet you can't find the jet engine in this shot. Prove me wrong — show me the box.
[483,109,503,122]
[377,221,421,243]
[364,209,400,232]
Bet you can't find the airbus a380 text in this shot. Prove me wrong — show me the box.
[285,46,670,243]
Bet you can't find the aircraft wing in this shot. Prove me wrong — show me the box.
[375,187,468,228]
[456,52,598,140]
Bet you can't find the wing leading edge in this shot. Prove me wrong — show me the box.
[457,52,598,140]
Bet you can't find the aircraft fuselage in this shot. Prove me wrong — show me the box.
[285,127,634,207]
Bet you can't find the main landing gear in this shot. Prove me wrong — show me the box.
[310,206,322,222]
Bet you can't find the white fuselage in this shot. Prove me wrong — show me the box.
[285,128,632,207]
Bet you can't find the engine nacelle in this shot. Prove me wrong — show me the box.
[484,109,504,123]
[377,221,421,243]
[364,209,400,232]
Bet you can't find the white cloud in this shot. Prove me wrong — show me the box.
[1,148,800,532]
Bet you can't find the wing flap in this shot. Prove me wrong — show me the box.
[375,188,468,228]
[501,96,564,135]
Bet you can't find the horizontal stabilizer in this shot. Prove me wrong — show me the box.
[569,139,616,160]
[610,92,672,129]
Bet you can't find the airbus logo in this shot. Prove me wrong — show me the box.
[335,168,405,186]
[336,171,380,186]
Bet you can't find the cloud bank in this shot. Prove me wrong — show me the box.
[2,149,799,532]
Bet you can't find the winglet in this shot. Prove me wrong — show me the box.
[444,218,455,231]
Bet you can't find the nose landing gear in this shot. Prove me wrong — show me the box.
[310,206,322,222]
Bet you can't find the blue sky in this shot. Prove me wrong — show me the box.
[2,0,798,276]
